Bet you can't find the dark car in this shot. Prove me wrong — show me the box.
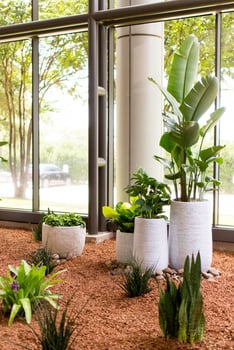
[28,163,71,187]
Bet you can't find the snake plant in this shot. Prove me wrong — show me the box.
[158,252,205,344]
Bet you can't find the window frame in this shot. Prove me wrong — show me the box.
[0,0,232,242]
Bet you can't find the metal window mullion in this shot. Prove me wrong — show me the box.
[213,12,222,226]
[98,0,107,232]
[32,0,39,212]
[93,0,234,26]
[88,0,99,234]
[106,26,115,208]
[32,36,40,212]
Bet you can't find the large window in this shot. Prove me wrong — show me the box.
[38,33,88,213]
[0,39,32,209]
[0,0,233,238]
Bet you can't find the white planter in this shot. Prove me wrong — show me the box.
[42,223,86,258]
[116,230,134,264]
[169,200,212,272]
[133,217,168,272]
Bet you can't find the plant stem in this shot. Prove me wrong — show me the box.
[180,149,188,201]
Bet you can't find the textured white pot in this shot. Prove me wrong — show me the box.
[42,223,86,258]
[116,230,134,264]
[133,217,168,272]
[169,200,212,272]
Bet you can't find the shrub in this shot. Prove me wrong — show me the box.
[32,297,85,350]
[28,247,58,275]
[0,260,65,326]
[43,209,85,227]
[119,260,153,297]
[158,253,205,344]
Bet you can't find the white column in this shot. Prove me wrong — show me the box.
[116,0,164,201]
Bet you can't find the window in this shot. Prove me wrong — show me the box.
[0,0,233,239]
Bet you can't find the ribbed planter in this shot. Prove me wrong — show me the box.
[42,223,86,258]
[116,230,134,264]
[169,200,212,272]
[133,217,168,272]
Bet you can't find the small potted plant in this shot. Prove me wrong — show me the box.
[149,35,225,271]
[42,209,86,259]
[125,168,171,271]
[102,197,139,263]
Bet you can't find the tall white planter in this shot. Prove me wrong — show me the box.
[42,223,86,258]
[133,217,168,272]
[169,200,212,272]
[116,230,134,264]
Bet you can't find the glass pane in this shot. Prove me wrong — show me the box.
[39,0,88,19]
[218,12,234,226]
[0,40,32,209]
[0,0,31,24]
[114,0,173,8]
[39,32,88,213]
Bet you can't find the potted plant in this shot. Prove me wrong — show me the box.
[149,35,225,271]
[125,168,171,271]
[102,197,139,263]
[42,209,86,259]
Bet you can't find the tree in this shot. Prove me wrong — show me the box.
[164,14,233,76]
[0,0,88,198]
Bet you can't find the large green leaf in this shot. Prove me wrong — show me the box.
[20,297,32,324]
[8,303,21,326]
[102,206,118,219]
[169,121,200,148]
[200,107,226,137]
[148,77,182,117]
[180,76,219,122]
[167,35,199,103]
[159,132,177,153]
[199,145,225,162]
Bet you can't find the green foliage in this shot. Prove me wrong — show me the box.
[150,35,225,201]
[29,247,57,275]
[102,197,139,233]
[158,253,205,344]
[119,260,153,298]
[31,296,85,350]
[219,144,234,194]
[43,209,86,227]
[0,260,65,326]
[164,14,233,77]
[125,168,171,219]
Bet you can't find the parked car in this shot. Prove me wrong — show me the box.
[28,163,71,187]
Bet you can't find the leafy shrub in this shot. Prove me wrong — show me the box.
[158,253,205,344]
[119,260,153,297]
[125,168,171,219]
[43,209,85,227]
[29,247,57,275]
[0,260,65,326]
[32,299,82,350]
[102,197,139,233]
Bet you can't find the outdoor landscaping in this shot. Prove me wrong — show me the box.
[0,227,233,349]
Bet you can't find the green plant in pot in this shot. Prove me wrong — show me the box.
[125,168,171,271]
[149,34,226,271]
[42,209,86,259]
[102,197,139,263]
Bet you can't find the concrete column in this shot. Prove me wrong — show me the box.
[116,0,164,201]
